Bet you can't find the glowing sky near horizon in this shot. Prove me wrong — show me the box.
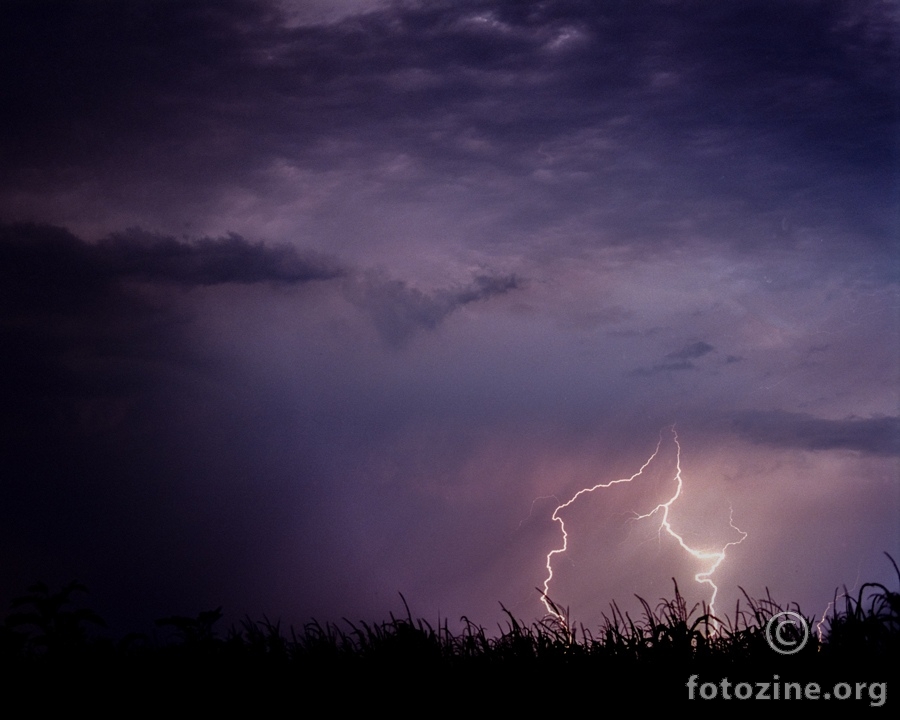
[0,0,897,633]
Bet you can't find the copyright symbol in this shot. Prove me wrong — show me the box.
[765,611,809,655]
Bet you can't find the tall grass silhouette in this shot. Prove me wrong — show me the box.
[2,554,896,692]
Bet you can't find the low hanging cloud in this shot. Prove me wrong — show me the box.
[0,222,346,432]
[666,341,715,361]
[96,228,346,286]
[732,410,900,457]
[349,272,523,347]
[97,228,344,286]
[1,223,344,292]
[631,340,717,376]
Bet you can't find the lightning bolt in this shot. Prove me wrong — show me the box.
[541,426,747,626]
[815,566,861,642]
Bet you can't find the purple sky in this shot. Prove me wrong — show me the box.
[1,0,897,634]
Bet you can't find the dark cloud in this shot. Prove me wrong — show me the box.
[631,361,694,376]
[666,341,715,361]
[0,223,113,314]
[0,224,174,411]
[2,1,895,261]
[0,221,347,628]
[0,1,270,169]
[0,219,342,475]
[0,223,342,290]
[0,222,342,433]
[349,272,522,347]
[733,410,900,457]
[631,341,716,375]
[98,228,344,285]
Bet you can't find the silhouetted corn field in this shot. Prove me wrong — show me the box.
[2,555,896,708]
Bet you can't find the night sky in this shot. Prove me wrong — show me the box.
[1,0,898,635]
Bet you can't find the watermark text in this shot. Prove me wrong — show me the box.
[686,675,886,707]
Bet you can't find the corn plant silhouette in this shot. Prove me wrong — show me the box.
[0,555,896,690]
[819,552,899,662]
[5,581,105,658]
[156,607,223,646]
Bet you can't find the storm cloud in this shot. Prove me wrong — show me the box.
[667,341,715,361]
[349,272,523,346]
[97,229,344,286]
[733,410,900,457]
[0,222,343,420]
[0,223,342,289]
[3,1,896,264]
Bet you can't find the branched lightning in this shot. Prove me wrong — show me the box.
[541,426,747,625]
[541,436,664,619]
